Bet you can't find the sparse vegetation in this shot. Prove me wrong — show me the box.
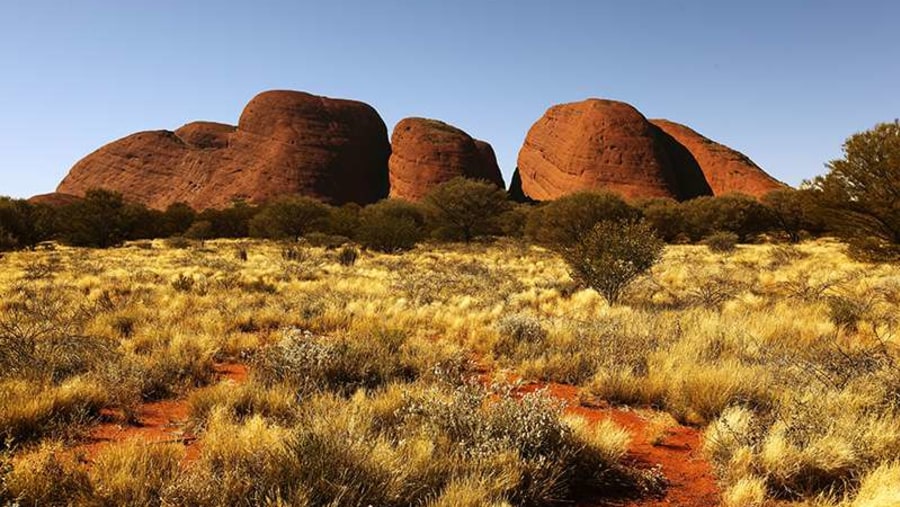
[0,231,897,506]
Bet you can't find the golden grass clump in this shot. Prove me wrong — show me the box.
[89,439,184,506]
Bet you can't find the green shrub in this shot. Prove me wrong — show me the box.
[183,220,214,240]
[560,220,664,305]
[810,120,900,260]
[249,196,330,239]
[164,236,192,249]
[704,231,739,253]
[357,199,426,253]
[526,191,639,249]
[424,177,511,242]
[639,198,690,243]
[681,194,775,242]
[338,245,359,266]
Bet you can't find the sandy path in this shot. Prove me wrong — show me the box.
[514,380,720,507]
[74,362,248,462]
[73,361,719,505]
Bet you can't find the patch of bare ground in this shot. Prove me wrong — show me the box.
[73,362,248,464]
[496,372,719,506]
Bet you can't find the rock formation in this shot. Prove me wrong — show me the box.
[507,168,533,203]
[27,192,82,207]
[57,90,391,209]
[388,118,504,201]
[517,99,688,201]
[516,98,782,201]
[649,119,784,197]
[472,140,506,189]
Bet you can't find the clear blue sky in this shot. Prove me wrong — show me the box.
[1,0,898,198]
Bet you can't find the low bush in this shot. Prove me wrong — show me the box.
[704,231,739,253]
[252,327,417,395]
[357,199,426,253]
[337,245,359,266]
[560,220,664,305]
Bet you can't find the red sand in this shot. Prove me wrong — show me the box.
[74,362,248,463]
[73,361,718,505]
[495,373,720,506]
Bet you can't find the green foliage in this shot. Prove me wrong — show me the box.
[249,195,330,239]
[560,220,664,305]
[424,177,511,242]
[526,191,639,249]
[326,202,362,238]
[59,189,134,248]
[704,231,739,253]
[357,199,426,252]
[638,198,690,243]
[812,120,900,260]
[195,201,256,238]
[184,220,214,240]
[337,245,359,266]
[0,198,51,251]
[762,188,824,243]
[161,202,197,237]
[680,194,775,242]
[497,203,532,238]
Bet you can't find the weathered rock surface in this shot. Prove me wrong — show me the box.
[649,124,714,199]
[388,118,505,201]
[516,98,783,201]
[650,119,784,197]
[517,99,687,201]
[57,90,391,209]
[472,140,506,189]
[27,192,82,207]
[507,168,533,203]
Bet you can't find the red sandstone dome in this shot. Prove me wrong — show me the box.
[649,119,785,197]
[516,98,782,201]
[517,99,684,201]
[56,91,391,210]
[388,118,504,201]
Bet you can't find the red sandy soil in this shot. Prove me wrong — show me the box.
[74,362,248,463]
[496,373,720,507]
[72,361,718,505]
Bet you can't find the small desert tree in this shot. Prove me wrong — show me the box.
[249,196,330,239]
[60,189,134,248]
[357,199,426,252]
[424,177,510,242]
[526,191,639,249]
[561,220,664,305]
[161,202,197,237]
[681,194,774,242]
[811,120,900,260]
[762,188,823,243]
[0,198,39,251]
